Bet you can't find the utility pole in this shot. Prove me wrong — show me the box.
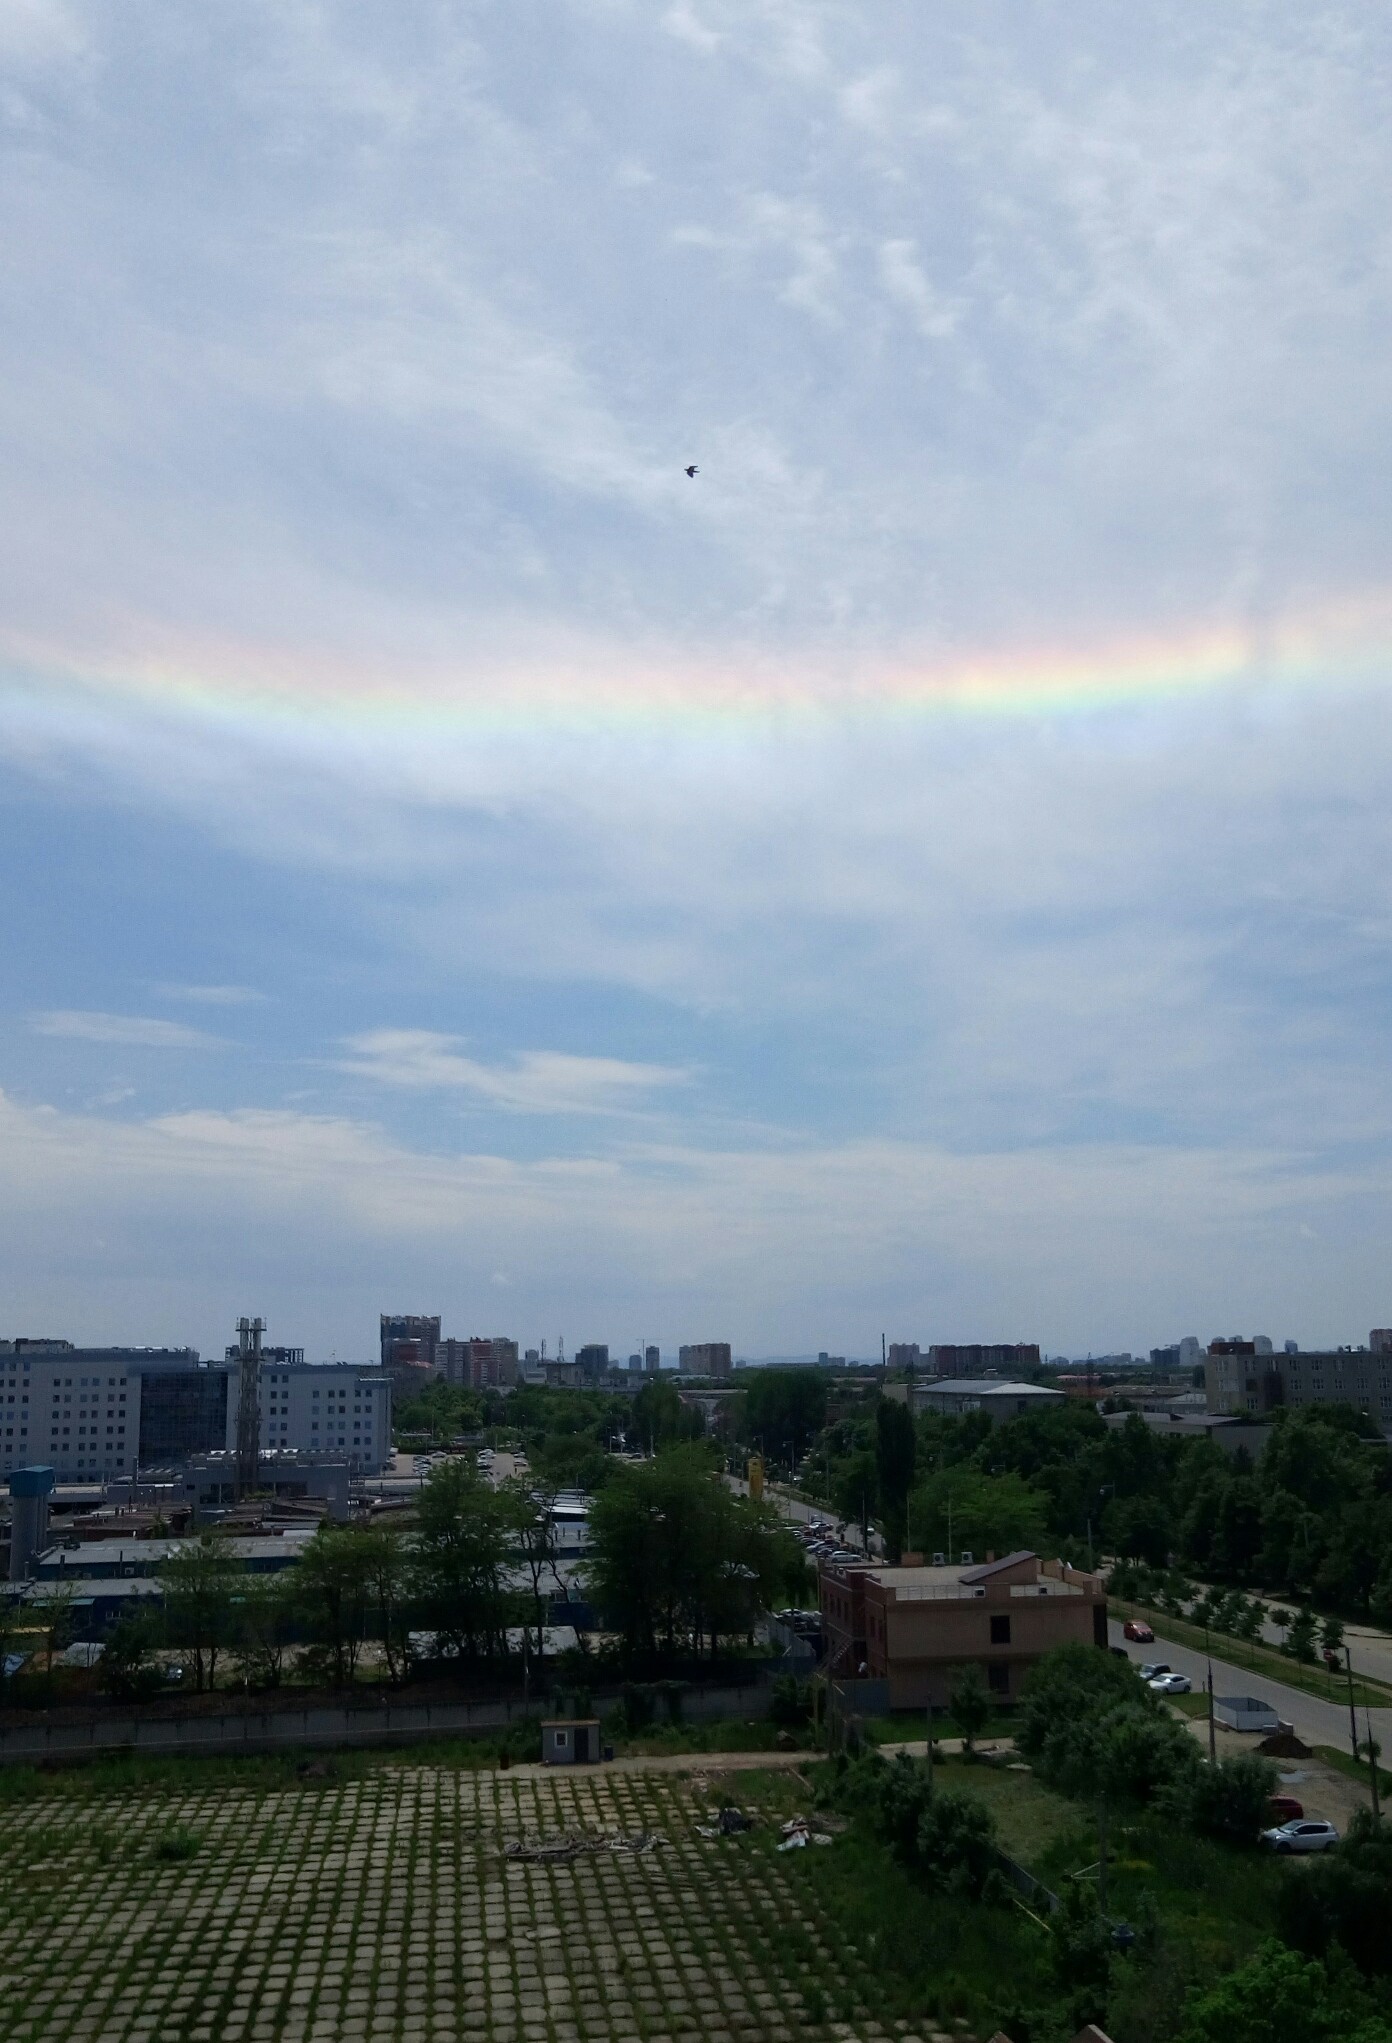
[1205,1623,1216,1764]
[1363,1700,1382,1823]
[1345,1647,1361,1765]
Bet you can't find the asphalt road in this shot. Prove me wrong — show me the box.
[726,1475,882,1554]
[1108,1617,1392,1753]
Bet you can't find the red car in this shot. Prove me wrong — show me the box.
[1123,1619,1155,1643]
[1268,1795,1305,1824]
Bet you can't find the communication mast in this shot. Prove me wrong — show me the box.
[235,1315,265,1499]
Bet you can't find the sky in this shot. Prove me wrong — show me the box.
[3,2,1392,1364]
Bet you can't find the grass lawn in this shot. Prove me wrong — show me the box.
[924,1753,1082,1866]
[1313,1742,1392,1802]
[1110,1597,1392,1707]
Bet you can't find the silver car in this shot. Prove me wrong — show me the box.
[1149,1672,1192,1695]
[1261,1819,1339,1854]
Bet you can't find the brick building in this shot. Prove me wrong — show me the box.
[819,1550,1106,1709]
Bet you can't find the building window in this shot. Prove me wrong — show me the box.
[989,1614,1011,1645]
[987,1662,1010,1695]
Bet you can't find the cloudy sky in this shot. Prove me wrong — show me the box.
[3,2,1391,1363]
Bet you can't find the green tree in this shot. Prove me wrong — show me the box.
[292,1528,378,1686]
[739,1368,829,1470]
[834,1450,878,1549]
[1284,1605,1318,1663]
[412,1460,511,1664]
[947,1662,991,1754]
[230,1573,295,1691]
[630,1378,705,1453]
[360,1528,412,1684]
[1182,1752,1280,1844]
[587,1447,799,1663]
[161,1538,239,1692]
[907,1467,1048,1563]
[913,1789,1004,1899]
[100,1604,163,1700]
[499,1476,566,1665]
[1178,1941,1392,2043]
[1277,1806,1392,1977]
[875,1398,916,1561]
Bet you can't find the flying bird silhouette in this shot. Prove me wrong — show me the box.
[685,464,698,477]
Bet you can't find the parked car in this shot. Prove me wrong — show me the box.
[1123,1619,1155,1642]
[1138,1663,1172,1681]
[1268,1795,1305,1824]
[1261,1819,1339,1854]
[1149,1672,1192,1695]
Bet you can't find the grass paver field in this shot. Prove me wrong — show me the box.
[0,1766,956,2043]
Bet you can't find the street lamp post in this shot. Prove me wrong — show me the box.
[1204,1622,1216,1765]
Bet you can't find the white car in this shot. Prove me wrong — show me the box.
[1261,1819,1339,1854]
[1149,1672,1192,1695]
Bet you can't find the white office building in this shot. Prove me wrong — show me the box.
[1,1346,392,1483]
[235,1361,392,1474]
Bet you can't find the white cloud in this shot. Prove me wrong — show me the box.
[154,984,267,1007]
[337,1031,689,1116]
[0,1085,1384,1357]
[32,1011,225,1050]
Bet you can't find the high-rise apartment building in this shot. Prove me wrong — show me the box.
[437,1337,518,1390]
[887,1343,922,1372]
[644,1346,660,1374]
[678,1342,732,1377]
[379,1315,440,1372]
[575,1344,610,1382]
[928,1343,1041,1377]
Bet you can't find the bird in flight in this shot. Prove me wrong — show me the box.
[685,464,698,478]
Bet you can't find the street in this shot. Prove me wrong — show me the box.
[1108,1617,1392,1754]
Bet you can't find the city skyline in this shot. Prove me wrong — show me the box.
[4,9,1392,1352]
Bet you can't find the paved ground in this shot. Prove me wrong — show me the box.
[1107,1617,1392,1752]
[0,1765,963,2043]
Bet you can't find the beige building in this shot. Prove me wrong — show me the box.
[1204,1337,1392,1427]
[820,1549,1106,1709]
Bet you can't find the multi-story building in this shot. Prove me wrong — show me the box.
[887,1343,922,1372]
[1205,1337,1392,1427]
[644,1346,660,1375]
[0,1345,393,1483]
[820,1549,1106,1707]
[0,1348,220,1483]
[233,1360,392,1473]
[678,1342,732,1378]
[437,1337,519,1390]
[927,1343,1042,1376]
[575,1344,610,1382]
[379,1314,440,1372]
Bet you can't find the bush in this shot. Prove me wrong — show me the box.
[864,1751,937,1860]
[914,1789,1005,1900]
[769,1674,812,1728]
[1179,1753,1280,1845]
[150,1826,201,1864]
[1276,1807,1392,1977]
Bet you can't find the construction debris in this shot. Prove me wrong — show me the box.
[503,1832,664,1863]
[695,1805,756,1839]
[776,1815,833,1851]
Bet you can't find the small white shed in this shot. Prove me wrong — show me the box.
[541,1718,603,1765]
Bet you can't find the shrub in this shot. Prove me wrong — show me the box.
[914,1789,1005,1900]
[1277,1807,1392,1977]
[150,1826,201,1864]
[769,1674,812,1727]
[1179,1753,1280,1845]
